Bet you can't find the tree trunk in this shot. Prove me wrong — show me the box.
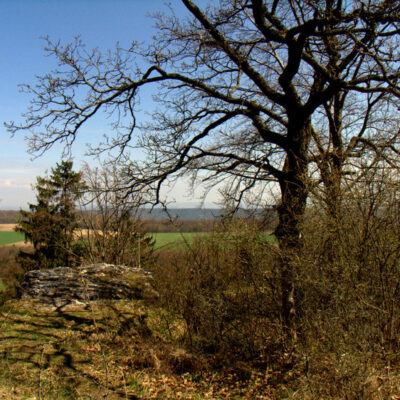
[274,121,311,334]
[318,152,344,266]
[275,177,308,334]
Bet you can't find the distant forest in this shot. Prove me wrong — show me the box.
[0,208,277,231]
[0,210,18,224]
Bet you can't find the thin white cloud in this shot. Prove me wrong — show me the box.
[0,178,31,189]
[3,180,13,188]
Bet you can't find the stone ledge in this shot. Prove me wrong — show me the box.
[20,263,156,303]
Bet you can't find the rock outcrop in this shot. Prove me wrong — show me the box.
[20,263,156,303]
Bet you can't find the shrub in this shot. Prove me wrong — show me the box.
[154,220,283,359]
[297,167,400,355]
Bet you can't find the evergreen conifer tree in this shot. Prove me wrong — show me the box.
[16,161,86,270]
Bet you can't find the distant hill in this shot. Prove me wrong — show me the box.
[0,208,276,224]
[0,210,19,224]
[139,207,271,221]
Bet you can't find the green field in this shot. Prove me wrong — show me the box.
[151,231,276,249]
[151,232,203,249]
[0,231,25,246]
[0,231,198,249]
[0,231,275,248]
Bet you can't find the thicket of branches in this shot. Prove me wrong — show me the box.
[78,164,155,268]
[6,0,400,330]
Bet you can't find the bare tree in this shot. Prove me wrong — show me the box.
[6,0,400,329]
[78,164,154,268]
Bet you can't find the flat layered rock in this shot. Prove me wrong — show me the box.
[20,263,156,303]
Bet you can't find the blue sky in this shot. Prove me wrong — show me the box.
[0,0,213,209]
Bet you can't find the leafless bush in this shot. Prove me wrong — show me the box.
[78,164,155,269]
[154,220,283,359]
[299,164,400,353]
[0,246,26,304]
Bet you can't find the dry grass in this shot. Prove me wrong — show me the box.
[1,297,400,399]
[0,299,280,399]
[0,224,17,232]
[0,241,29,248]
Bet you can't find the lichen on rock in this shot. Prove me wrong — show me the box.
[20,263,157,304]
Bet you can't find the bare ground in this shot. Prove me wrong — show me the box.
[0,224,16,232]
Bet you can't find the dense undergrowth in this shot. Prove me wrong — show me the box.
[2,180,400,398]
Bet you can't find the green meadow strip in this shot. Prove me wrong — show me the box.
[151,232,202,249]
[0,231,25,246]
[151,231,276,249]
